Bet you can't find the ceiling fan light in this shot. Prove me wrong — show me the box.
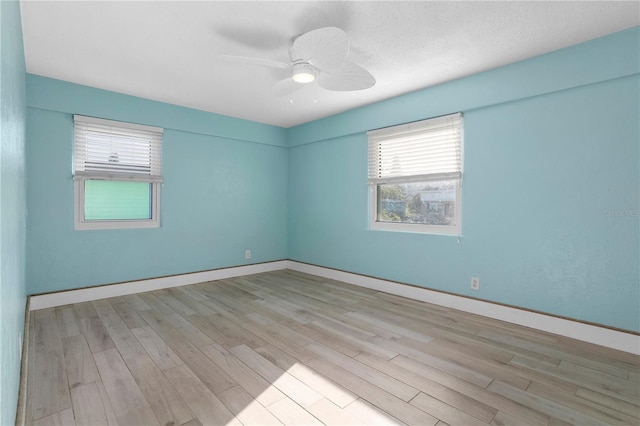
[293,72,315,83]
[291,63,315,83]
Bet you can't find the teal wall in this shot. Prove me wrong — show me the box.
[288,27,640,332]
[24,28,639,335]
[26,76,288,294]
[0,0,27,424]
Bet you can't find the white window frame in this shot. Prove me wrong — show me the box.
[368,113,463,236]
[73,115,163,230]
[74,179,161,230]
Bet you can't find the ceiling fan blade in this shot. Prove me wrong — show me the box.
[218,55,289,70]
[273,78,304,97]
[317,61,375,91]
[214,26,286,50]
[290,27,348,70]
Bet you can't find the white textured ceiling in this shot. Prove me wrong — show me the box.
[20,1,639,128]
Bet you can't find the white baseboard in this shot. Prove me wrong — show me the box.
[286,261,640,355]
[29,261,288,311]
[28,259,639,354]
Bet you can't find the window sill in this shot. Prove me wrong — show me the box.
[369,221,461,236]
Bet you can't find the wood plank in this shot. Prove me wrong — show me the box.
[251,280,352,318]
[93,348,159,425]
[284,362,359,409]
[93,299,194,426]
[24,311,37,425]
[217,385,283,425]
[54,306,80,338]
[391,355,551,425]
[111,300,147,329]
[130,326,184,370]
[423,329,522,365]
[575,386,640,419]
[559,356,631,380]
[73,302,116,353]
[70,381,117,425]
[164,364,240,426]
[163,312,215,347]
[167,287,217,316]
[282,320,361,357]
[309,319,398,359]
[32,408,75,426]
[254,343,359,409]
[345,311,434,343]
[229,344,323,408]
[154,289,197,316]
[548,418,574,426]
[246,312,315,346]
[371,336,497,388]
[412,337,563,392]
[307,342,420,402]
[306,398,366,425]
[410,392,490,426]
[511,355,638,404]
[321,280,381,301]
[351,303,457,338]
[317,308,402,340]
[139,309,237,394]
[128,359,195,426]
[305,356,439,425]
[233,313,317,362]
[30,309,72,421]
[174,284,211,302]
[137,292,176,316]
[355,352,497,423]
[121,293,152,311]
[61,334,99,389]
[430,326,561,366]
[264,397,324,426]
[528,381,638,424]
[182,314,237,346]
[199,342,286,407]
[490,411,536,426]
[303,319,399,360]
[558,359,638,395]
[375,291,450,315]
[186,313,269,349]
[252,297,315,324]
[480,328,631,372]
[488,380,610,425]
[95,381,119,425]
[343,398,407,425]
[555,334,640,368]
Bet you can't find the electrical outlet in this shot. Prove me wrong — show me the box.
[471,277,480,290]
[245,250,251,260]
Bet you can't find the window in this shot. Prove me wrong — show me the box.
[368,112,463,235]
[73,115,163,230]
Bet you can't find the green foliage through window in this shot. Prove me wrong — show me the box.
[84,180,151,220]
[377,181,457,226]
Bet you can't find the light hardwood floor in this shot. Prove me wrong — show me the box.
[23,270,640,425]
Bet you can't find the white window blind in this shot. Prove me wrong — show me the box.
[74,115,163,183]
[367,113,463,185]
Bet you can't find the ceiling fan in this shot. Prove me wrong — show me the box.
[220,27,375,97]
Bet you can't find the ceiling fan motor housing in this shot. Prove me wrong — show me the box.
[291,62,316,83]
